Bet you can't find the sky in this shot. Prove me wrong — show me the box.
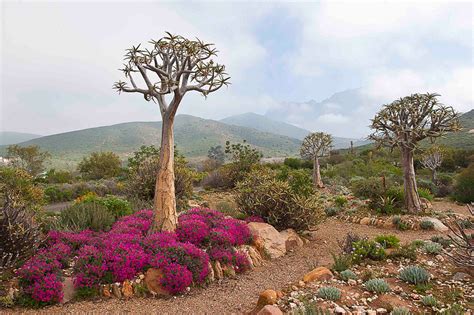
[1,1,473,138]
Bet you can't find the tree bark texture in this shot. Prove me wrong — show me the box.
[401,148,421,213]
[313,157,324,189]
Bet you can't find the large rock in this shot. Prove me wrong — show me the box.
[303,267,333,283]
[248,222,286,259]
[279,229,304,251]
[213,261,224,280]
[257,305,284,315]
[256,289,278,307]
[144,268,169,296]
[61,277,75,304]
[122,280,133,298]
[238,245,264,267]
[422,217,449,232]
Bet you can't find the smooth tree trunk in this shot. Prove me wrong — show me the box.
[431,169,437,184]
[401,148,421,213]
[151,115,178,232]
[313,156,324,189]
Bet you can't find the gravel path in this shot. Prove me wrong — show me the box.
[8,219,445,315]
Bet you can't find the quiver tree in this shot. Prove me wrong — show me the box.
[114,33,230,232]
[369,93,460,213]
[300,132,332,189]
[421,146,444,183]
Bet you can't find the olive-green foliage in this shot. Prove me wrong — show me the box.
[44,179,122,203]
[351,176,386,199]
[127,145,161,170]
[453,164,474,203]
[420,220,434,230]
[0,166,44,211]
[418,187,434,201]
[236,168,324,231]
[391,307,411,315]
[374,235,400,248]
[126,155,194,210]
[422,295,438,307]
[352,240,386,263]
[430,235,452,247]
[293,303,331,315]
[6,145,50,177]
[283,157,312,169]
[399,266,430,284]
[423,241,443,255]
[78,151,122,180]
[334,195,348,207]
[339,270,357,281]
[76,194,132,218]
[74,287,99,300]
[325,206,340,217]
[56,202,115,232]
[364,278,390,293]
[331,253,352,272]
[276,167,313,197]
[317,287,341,301]
[44,169,75,184]
[392,216,409,230]
[389,244,417,261]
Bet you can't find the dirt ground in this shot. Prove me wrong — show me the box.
[6,217,447,315]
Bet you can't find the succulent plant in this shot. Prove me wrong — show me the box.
[399,265,430,284]
[317,286,341,301]
[420,220,434,230]
[422,295,438,307]
[339,269,357,281]
[423,241,443,255]
[364,278,391,293]
[391,307,411,315]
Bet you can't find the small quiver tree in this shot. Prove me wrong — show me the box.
[421,146,444,183]
[114,33,230,232]
[300,132,333,189]
[369,93,460,213]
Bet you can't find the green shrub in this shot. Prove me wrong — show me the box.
[430,235,452,247]
[453,164,474,203]
[374,235,400,248]
[236,168,324,231]
[334,195,348,207]
[423,241,443,255]
[420,220,434,230]
[374,196,399,214]
[0,166,44,211]
[389,244,417,261]
[351,177,386,199]
[392,216,409,230]
[418,187,434,201]
[97,195,132,218]
[364,278,390,293]
[422,295,438,307]
[339,270,357,281]
[331,253,352,272]
[352,240,386,263]
[276,167,314,197]
[399,266,430,284]
[391,307,411,315]
[78,151,122,180]
[317,287,341,301]
[411,240,425,248]
[325,206,340,217]
[56,202,115,232]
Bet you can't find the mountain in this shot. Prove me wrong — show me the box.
[2,115,302,168]
[0,131,42,145]
[435,109,474,149]
[221,112,370,149]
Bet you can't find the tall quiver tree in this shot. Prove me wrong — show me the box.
[300,132,333,189]
[114,33,230,232]
[369,93,459,213]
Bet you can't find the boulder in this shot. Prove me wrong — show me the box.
[420,197,432,210]
[256,289,278,308]
[102,284,112,298]
[122,280,133,298]
[248,222,286,259]
[422,217,449,232]
[111,283,122,298]
[257,305,283,315]
[303,267,333,283]
[61,277,75,304]
[207,261,215,282]
[213,261,224,280]
[360,217,372,225]
[247,246,264,267]
[144,268,169,296]
[279,229,304,251]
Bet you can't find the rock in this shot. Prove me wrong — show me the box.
[298,280,305,287]
[61,277,75,304]
[421,217,449,232]
[436,254,445,262]
[360,217,371,225]
[279,229,304,251]
[122,280,133,298]
[376,308,388,314]
[207,261,215,282]
[348,279,357,286]
[248,246,264,266]
[188,200,200,208]
[420,197,432,210]
[112,283,122,298]
[452,272,470,282]
[256,289,278,310]
[213,261,224,280]
[236,247,254,270]
[367,311,376,315]
[248,222,286,259]
[335,306,346,314]
[144,268,169,296]
[383,219,394,228]
[257,305,283,315]
[303,267,333,283]
[276,291,284,299]
[102,284,112,298]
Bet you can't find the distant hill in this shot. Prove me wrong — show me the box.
[435,109,474,149]
[221,112,370,149]
[0,131,41,145]
[2,115,302,168]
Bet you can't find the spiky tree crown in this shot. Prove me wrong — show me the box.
[369,93,460,151]
[113,32,230,116]
[300,132,333,160]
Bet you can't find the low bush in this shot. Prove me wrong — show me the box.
[423,241,443,255]
[325,206,340,217]
[374,235,400,248]
[392,216,409,230]
[339,270,357,281]
[418,187,434,201]
[351,177,386,200]
[422,295,438,307]
[419,220,434,230]
[391,307,411,315]
[452,164,474,203]
[75,194,132,219]
[236,168,324,231]
[317,287,341,301]
[331,253,352,272]
[399,265,430,284]
[364,278,390,293]
[44,180,123,203]
[388,244,417,260]
[430,235,452,247]
[334,195,348,207]
[56,202,115,232]
[351,240,386,263]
